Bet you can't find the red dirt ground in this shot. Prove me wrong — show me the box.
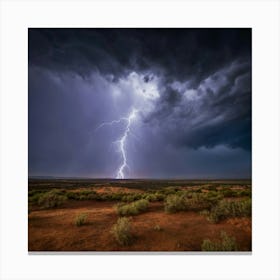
[28,200,251,251]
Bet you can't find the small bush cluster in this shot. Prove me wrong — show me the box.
[220,189,238,198]
[111,217,132,246]
[31,185,244,205]
[37,190,67,209]
[185,192,222,211]
[237,188,252,197]
[164,192,223,213]
[120,192,165,203]
[116,199,149,216]
[28,191,45,204]
[144,193,165,202]
[74,213,88,226]
[199,184,214,191]
[220,188,252,198]
[66,190,102,201]
[121,193,144,202]
[29,188,163,204]
[164,194,187,213]
[201,231,238,251]
[208,198,251,223]
[66,190,149,202]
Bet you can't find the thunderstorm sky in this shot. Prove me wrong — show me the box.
[28,28,251,179]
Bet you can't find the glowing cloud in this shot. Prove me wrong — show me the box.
[95,72,160,179]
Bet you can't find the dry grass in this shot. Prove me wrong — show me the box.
[74,213,88,226]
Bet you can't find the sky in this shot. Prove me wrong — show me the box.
[28,28,251,179]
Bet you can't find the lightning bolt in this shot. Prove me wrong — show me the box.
[95,108,138,179]
[95,118,127,131]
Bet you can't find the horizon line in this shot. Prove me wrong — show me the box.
[28,175,251,180]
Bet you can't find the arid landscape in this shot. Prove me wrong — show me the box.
[28,29,252,253]
[28,179,251,252]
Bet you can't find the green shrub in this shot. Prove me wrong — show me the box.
[87,193,98,200]
[109,192,127,201]
[116,199,149,216]
[65,190,113,201]
[204,185,217,191]
[153,192,166,201]
[29,189,59,204]
[74,213,88,226]
[157,194,165,201]
[208,198,252,223]
[116,202,138,216]
[185,192,222,211]
[144,192,165,202]
[220,189,237,198]
[111,217,132,246]
[164,194,187,213]
[201,231,238,251]
[121,193,143,202]
[145,194,157,202]
[79,190,93,196]
[162,187,178,196]
[37,190,67,209]
[29,192,44,204]
[237,189,252,197]
[165,192,223,213]
[78,195,87,200]
[28,189,45,197]
[65,191,79,200]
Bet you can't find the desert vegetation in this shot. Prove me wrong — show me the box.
[164,191,223,213]
[207,198,252,223]
[201,231,238,251]
[74,213,88,226]
[111,217,132,245]
[116,199,149,216]
[28,179,251,251]
[36,190,67,209]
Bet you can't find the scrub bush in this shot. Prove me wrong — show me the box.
[201,231,238,251]
[37,190,67,209]
[74,213,88,226]
[116,199,149,216]
[208,198,252,223]
[111,217,132,246]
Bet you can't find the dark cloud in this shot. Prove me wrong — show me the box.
[29,28,251,84]
[28,28,251,178]
[146,59,251,151]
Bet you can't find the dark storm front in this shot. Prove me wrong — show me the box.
[28,28,251,180]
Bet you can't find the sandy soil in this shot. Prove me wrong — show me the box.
[28,200,251,251]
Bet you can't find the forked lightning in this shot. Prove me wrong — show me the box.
[95,108,138,179]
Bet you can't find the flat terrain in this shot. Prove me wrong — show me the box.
[28,179,251,252]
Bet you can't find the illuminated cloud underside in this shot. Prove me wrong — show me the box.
[95,73,159,178]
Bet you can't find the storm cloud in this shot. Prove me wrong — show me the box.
[28,28,251,178]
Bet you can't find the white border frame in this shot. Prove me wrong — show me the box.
[1,0,279,279]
